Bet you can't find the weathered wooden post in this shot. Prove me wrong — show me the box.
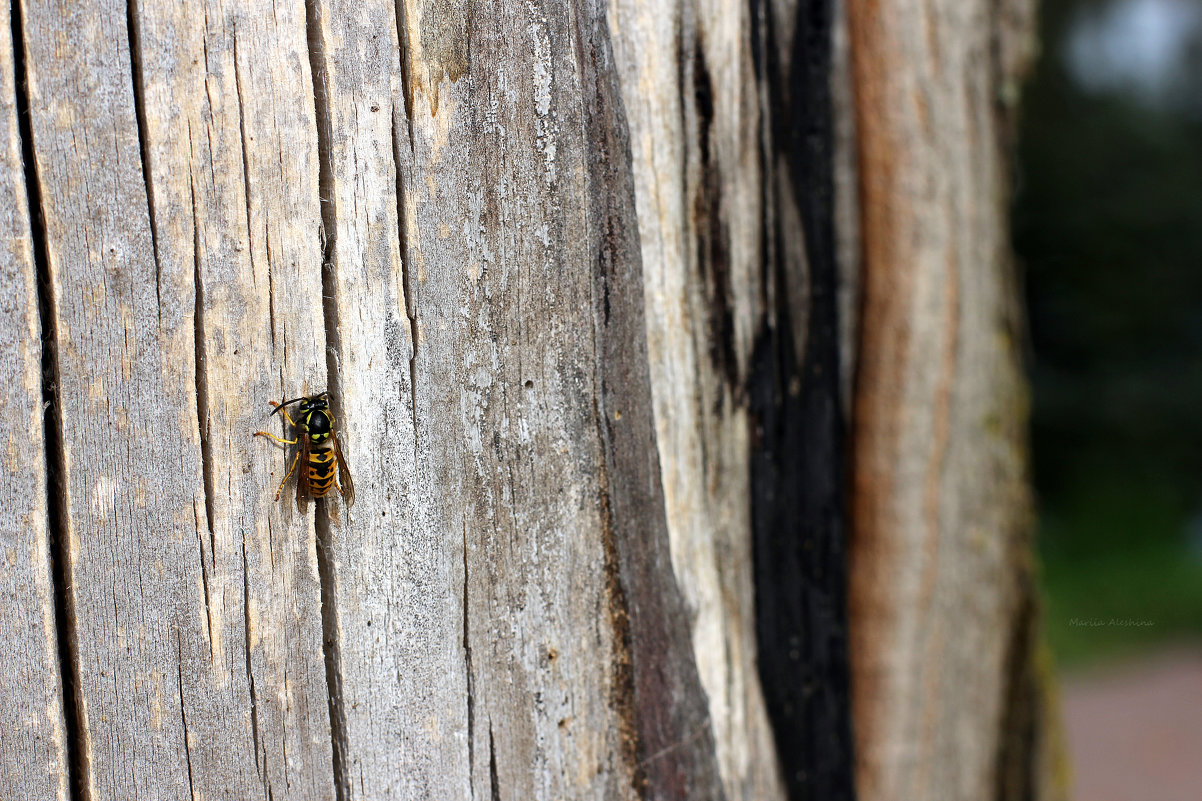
[1,1,1059,800]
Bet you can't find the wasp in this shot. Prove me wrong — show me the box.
[254,391,354,510]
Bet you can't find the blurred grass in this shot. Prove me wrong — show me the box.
[1016,0,1202,671]
[1038,478,1202,669]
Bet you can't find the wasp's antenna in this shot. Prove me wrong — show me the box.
[270,395,309,417]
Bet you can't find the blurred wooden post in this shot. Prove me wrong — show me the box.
[846,0,1064,799]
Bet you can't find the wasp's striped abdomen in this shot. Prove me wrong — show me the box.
[307,446,337,497]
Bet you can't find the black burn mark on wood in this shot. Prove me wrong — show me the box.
[12,1,89,797]
[578,5,725,799]
[689,44,739,394]
[748,1,856,800]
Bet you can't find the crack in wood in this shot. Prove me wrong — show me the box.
[462,514,475,798]
[12,1,89,796]
[306,0,344,407]
[304,5,349,800]
[392,0,416,155]
[385,0,420,463]
[314,504,348,801]
[241,538,264,788]
[231,27,269,350]
[488,722,500,801]
[176,631,198,801]
[388,108,421,500]
[187,175,219,666]
[193,502,214,661]
[124,0,162,323]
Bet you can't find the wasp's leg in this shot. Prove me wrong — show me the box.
[267,400,300,428]
[254,431,298,447]
[274,451,301,501]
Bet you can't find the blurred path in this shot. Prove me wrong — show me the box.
[1063,646,1202,801]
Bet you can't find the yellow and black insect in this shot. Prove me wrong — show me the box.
[254,391,354,510]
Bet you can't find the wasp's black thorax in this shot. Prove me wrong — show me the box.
[304,407,332,442]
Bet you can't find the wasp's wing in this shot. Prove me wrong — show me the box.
[333,433,354,508]
[295,433,312,513]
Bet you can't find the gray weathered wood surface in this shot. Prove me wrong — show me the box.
[312,0,730,798]
[309,0,470,796]
[6,0,745,798]
[17,0,336,798]
[133,2,336,798]
[0,3,68,798]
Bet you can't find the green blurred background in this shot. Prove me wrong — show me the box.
[1014,0,1202,668]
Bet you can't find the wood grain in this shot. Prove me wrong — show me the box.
[308,0,471,796]
[0,3,68,798]
[0,0,1059,798]
[9,0,736,795]
[17,0,335,797]
[130,1,336,798]
[20,2,201,796]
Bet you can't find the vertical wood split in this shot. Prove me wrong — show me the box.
[388,110,420,470]
[124,0,161,319]
[315,503,348,801]
[241,538,265,790]
[462,515,477,799]
[188,176,216,555]
[231,28,271,351]
[303,4,349,799]
[175,631,197,801]
[488,723,501,801]
[392,0,417,152]
[10,1,86,796]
